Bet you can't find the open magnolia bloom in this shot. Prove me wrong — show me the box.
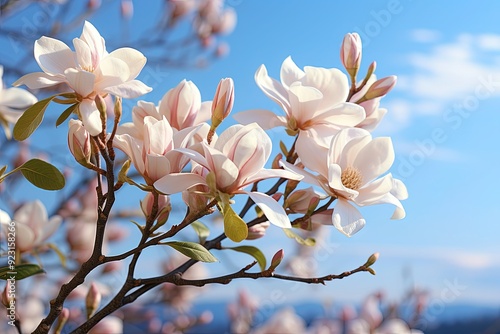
[154,123,303,231]
[233,56,365,148]
[13,21,151,135]
[282,128,406,236]
[0,65,37,138]
[114,116,200,184]
[0,201,61,253]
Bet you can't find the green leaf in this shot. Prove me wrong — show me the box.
[0,264,45,280]
[283,228,316,246]
[164,241,218,263]
[225,245,266,271]
[19,158,65,190]
[56,103,79,127]
[223,204,248,242]
[13,96,55,141]
[279,140,288,156]
[191,221,210,244]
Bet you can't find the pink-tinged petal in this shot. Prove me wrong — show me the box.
[108,48,147,80]
[255,64,291,116]
[205,147,239,190]
[143,116,173,155]
[37,215,62,245]
[232,127,270,178]
[279,160,323,188]
[0,87,37,108]
[378,192,406,219]
[246,191,291,228]
[329,128,371,167]
[353,137,394,184]
[34,36,76,75]
[296,131,329,176]
[332,199,365,237]
[280,56,305,88]
[311,209,334,225]
[15,223,37,252]
[73,38,92,70]
[287,82,322,122]
[359,106,387,131]
[194,101,212,124]
[145,154,171,182]
[355,174,393,206]
[233,109,286,130]
[302,66,349,107]
[113,134,145,175]
[64,68,95,97]
[154,172,207,194]
[103,80,152,99]
[243,167,303,186]
[14,200,47,234]
[13,72,65,89]
[80,21,106,68]
[79,100,102,136]
[94,56,130,90]
[174,147,209,169]
[214,123,244,153]
[115,122,140,138]
[312,102,365,126]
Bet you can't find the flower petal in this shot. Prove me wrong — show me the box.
[73,37,92,70]
[312,102,365,127]
[280,56,305,89]
[302,66,349,108]
[35,36,76,75]
[13,72,65,89]
[64,68,95,97]
[79,99,102,136]
[353,137,395,184]
[103,80,152,99]
[232,109,286,130]
[154,172,207,194]
[108,47,147,80]
[332,199,365,237]
[255,64,291,116]
[296,131,329,176]
[0,87,37,108]
[243,167,302,186]
[246,191,291,228]
[80,21,106,68]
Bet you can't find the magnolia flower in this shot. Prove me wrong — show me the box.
[351,74,396,131]
[116,79,211,140]
[282,128,405,236]
[68,119,92,166]
[154,123,302,228]
[0,201,61,253]
[114,116,198,184]
[0,65,37,138]
[234,56,365,148]
[13,21,151,135]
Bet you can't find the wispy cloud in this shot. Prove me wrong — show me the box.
[382,30,500,134]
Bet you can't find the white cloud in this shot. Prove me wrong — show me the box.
[385,32,500,131]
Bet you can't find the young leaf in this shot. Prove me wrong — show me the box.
[56,103,79,127]
[225,245,267,271]
[13,96,55,141]
[0,264,45,280]
[191,220,210,244]
[223,204,248,242]
[164,241,218,263]
[19,158,65,190]
[283,228,316,246]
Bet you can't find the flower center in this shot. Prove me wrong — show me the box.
[341,166,363,190]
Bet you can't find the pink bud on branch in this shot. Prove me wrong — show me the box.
[341,32,362,78]
[364,76,397,100]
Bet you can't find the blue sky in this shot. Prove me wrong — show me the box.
[2,0,500,315]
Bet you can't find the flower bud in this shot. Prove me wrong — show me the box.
[120,0,134,19]
[86,283,101,319]
[364,252,379,267]
[68,119,92,167]
[54,308,70,334]
[140,192,171,224]
[1,281,14,308]
[269,249,284,270]
[364,76,397,100]
[246,221,270,240]
[341,33,362,77]
[211,78,234,129]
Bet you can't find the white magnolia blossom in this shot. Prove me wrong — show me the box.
[283,128,406,236]
[0,65,37,138]
[0,201,61,253]
[14,21,151,135]
[234,56,365,148]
